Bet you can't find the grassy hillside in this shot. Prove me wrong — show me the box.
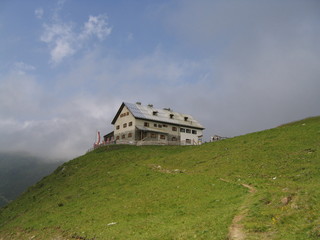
[0,116,319,239]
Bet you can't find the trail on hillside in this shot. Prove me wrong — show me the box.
[220,179,257,240]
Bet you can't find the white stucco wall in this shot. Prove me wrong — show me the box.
[180,128,203,144]
[114,106,136,140]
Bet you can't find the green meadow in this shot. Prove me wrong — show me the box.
[0,116,319,239]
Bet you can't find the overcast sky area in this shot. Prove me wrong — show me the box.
[0,0,319,160]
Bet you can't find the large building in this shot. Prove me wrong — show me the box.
[104,102,205,146]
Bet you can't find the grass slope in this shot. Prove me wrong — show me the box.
[0,116,319,239]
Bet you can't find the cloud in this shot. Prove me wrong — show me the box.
[0,72,42,119]
[35,8,44,19]
[13,62,36,74]
[40,22,76,64]
[40,6,112,64]
[127,33,134,41]
[80,15,112,41]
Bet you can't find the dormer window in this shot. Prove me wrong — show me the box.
[170,114,174,119]
[184,116,188,121]
[153,111,158,116]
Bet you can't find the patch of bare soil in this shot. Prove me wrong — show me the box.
[220,179,257,240]
[149,164,185,174]
[228,214,246,240]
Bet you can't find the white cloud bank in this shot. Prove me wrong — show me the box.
[0,70,117,160]
[164,0,320,136]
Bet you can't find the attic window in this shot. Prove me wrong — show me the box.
[153,111,158,116]
[184,117,188,121]
[120,112,129,118]
[170,114,174,119]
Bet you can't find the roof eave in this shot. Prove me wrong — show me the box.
[111,102,125,125]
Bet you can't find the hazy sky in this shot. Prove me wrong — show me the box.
[0,0,319,160]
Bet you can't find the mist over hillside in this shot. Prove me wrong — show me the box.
[0,152,64,207]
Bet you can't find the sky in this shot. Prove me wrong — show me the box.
[0,0,319,160]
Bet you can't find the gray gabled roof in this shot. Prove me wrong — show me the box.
[112,102,205,130]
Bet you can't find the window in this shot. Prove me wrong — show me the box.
[116,136,120,140]
[158,124,162,128]
[192,130,197,134]
[151,133,157,138]
[180,128,185,133]
[128,133,132,138]
[172,127,177,131]
[122,134,125,139]
[186,129,191,133]
[120,112,129,117]
[123,123,127,128]
[160,134,166,139]
[172,137,177,141]
[186,139,191,144]
[154,123,157,127]
[129,121,133,126]
[163,124,167,128]
[116,125,120,130]
[144,122,149,127]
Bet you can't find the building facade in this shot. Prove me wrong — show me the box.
[108,102,205,145]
